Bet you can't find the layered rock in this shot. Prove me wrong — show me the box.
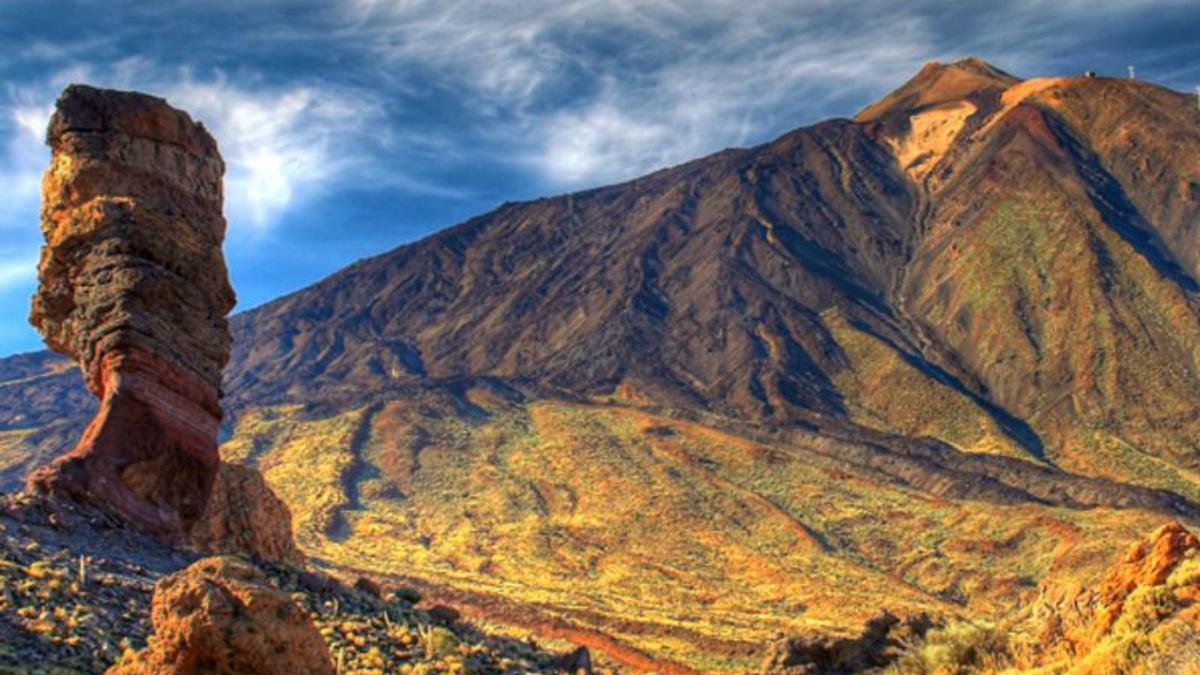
[106,556,334,675]
[190,462,304,565]
[26,85,235,538]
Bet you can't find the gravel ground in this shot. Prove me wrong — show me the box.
[0,493,604,674]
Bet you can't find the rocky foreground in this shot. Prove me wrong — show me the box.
[764,520,1200,673]
[0,493,595,674]
[3,485,1198,673]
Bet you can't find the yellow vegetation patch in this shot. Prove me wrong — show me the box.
[0,429,36,466]
[217,395,1183,671]
[826,311,1029,459]
[221,405,367,549]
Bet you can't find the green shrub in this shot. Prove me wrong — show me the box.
[388,586,422,605]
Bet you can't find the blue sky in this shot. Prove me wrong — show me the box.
[2,0,1199,355]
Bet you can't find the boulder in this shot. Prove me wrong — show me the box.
[554,646,593,674]
[1093,522,1200,628]
[106,556,333,675]
[352,576,383,599]
[425,603,461,625]
[296,568,340,595]
[26,84,235,539]
[760,611,933,674]
[190,462,303,565]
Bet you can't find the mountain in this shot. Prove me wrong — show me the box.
[223,58,1200,477]
[3,58,1200,671]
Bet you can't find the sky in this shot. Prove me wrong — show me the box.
[1,0,1199,355]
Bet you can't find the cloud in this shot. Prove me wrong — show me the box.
[0,95,55,297]
[164,76,386,234]
[539,102,671,184]
[0,60,387,237]
[7,0,1198,202]
[0,88,52,236]
[336,0,938,185]
[527,3,937,183]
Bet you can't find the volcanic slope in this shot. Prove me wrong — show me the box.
[4,59,1200,670]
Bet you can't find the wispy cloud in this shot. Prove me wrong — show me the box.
[0,87,52,241]
[166,75,385,234]
[5,0,1198,208]
[1,59,387,237]
[334,0,937,184]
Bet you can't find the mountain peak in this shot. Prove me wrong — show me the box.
[943,56,1015,80]
[856,56,1019,122]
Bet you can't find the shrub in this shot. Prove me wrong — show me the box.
[1166,556,1200,589]
[888,621,1015,675]
[388,586,422,605]
[1110,585,1177,637]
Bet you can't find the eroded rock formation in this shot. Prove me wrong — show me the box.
[190,462,304,565]
[26,85,235,538]
[106,556,334,675]
[1035,522,1200,661]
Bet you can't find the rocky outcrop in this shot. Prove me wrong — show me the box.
[189,462,303,565]
[106,556,334,675]
[26,85,235,538]
[0,492,566,672]
[760,611,933,674]
[1091,522,1200,637]
[1035,521,1200,657]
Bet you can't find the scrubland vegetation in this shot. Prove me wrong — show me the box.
[222,395,1183,672]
